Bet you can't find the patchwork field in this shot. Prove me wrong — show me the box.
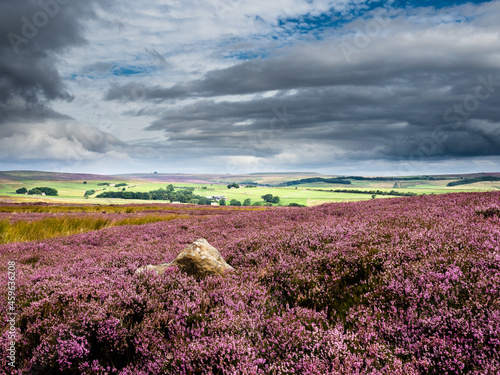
[1,171,499,206]
[1,192,500,373]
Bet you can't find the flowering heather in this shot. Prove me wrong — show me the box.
[1,192,499,374]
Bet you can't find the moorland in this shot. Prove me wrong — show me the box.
[0,171,499,374]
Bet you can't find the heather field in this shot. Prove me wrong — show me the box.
[1,193,500,374]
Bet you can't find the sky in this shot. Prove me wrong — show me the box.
[1,0,499,176]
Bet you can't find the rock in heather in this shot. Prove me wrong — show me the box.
[135,238,234,277]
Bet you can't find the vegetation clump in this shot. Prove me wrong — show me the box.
[28,187,58,196]
[261,194,280,204]
[15,187,27,194]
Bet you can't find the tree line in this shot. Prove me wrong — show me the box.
[279,175,449,187]
[16,187,58,196]
[96,185,213,205]
[279,177,352,186]
[317,189,418,197]
[447,176,500,186]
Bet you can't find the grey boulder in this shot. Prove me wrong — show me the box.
[135,238,234,277]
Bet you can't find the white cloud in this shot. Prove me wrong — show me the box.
[0,119,127,161]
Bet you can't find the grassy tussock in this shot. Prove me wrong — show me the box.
[0,214,188,244]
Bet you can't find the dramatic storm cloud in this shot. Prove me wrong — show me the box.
[1,0,499,174]
[0,0,133,173]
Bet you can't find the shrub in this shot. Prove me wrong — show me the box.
[16,187,27,194]
[261,194,273,202]
[229,199,241,206]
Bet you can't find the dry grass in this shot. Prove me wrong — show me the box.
[0,214,189,244]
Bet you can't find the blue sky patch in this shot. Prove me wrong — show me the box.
[111,65,155,77]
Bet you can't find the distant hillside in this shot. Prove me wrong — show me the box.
[0,171,118,181]
[1,170,499,185]
[116,172,331,186]
[279,177,352,186]
[435,172,500,179]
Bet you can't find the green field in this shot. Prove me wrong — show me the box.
[1,171,499,206]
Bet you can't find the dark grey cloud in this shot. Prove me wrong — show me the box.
[0,0,103,108]
[103,2,500,168]
[137,71,500,163]
[0,0,132,166]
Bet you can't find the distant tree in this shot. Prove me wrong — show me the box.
[16,187,27,194]
[83,181,87,184]
[271,196,280,204]
[371,194,376,199]
[33,187,58,196]
[166,184,175,192]
[188,199,200,205]
[115,183,127,188]
[122,188,126,191]
[261,194,274,202]
[84,190,96,197]
[252,202,263,206]
[229,199,241,206]
[227,183,240,189]
[197,197,212,205]
[219,199,226,206]
[288,203,305,207]
[243,198,251,206]
[28,188,42,195]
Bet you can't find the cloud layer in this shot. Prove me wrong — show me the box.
[1,0,499,174]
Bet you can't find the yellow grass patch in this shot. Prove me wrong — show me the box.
[0,214,189,244]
